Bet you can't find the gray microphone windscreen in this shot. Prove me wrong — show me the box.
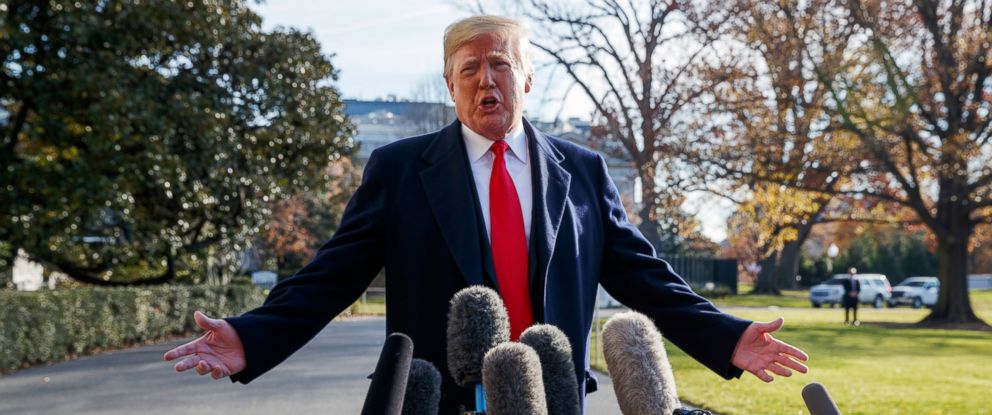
[401,358,442,415]
[482,342,548,415]
[602,311,681,415]
[520,324,581,415]
[446,286,510,387]
[802,383,842,415]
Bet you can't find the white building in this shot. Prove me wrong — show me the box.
[343,99,637,205]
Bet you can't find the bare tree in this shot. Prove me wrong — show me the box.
[694,0,858,293]
[508,0,735,251]
[409,74,456,133]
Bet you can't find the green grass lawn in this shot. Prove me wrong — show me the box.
[710,288,811,308]
[351,287,992,412]
[350,292,387,316]
[591,290,992,414]
[351,301,386,315]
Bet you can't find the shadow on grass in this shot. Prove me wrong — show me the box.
[786,323,992,359]
[862,320,992,332]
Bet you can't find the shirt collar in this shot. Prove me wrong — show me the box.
[462,122,528,164]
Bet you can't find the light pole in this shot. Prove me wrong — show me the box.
[827,243,839,275]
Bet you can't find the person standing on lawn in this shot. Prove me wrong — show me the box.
[843,267,861,325]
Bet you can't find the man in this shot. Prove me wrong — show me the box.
[164,16,809,413]
[843,267,861,325]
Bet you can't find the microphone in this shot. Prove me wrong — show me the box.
[401,358,442,415]
[482,342,548,415]
[361,332,414,415]
[802,383,842,415]
[519,324,581,415]
[446,286,510,412]
[601,311,681,415]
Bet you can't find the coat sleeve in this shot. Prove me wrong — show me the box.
[227,150,389,384]
[593,155,751,380]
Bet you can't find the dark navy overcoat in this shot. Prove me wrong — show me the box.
[227,119,751,413]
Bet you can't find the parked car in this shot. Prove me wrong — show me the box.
[887,276,939,308]
[810,273,892,308]
[809,278,844,308]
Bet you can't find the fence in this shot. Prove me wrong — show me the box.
[661,256,739,294]
[590,255,738,370]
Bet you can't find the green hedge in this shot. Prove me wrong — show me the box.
[0,285,268,374]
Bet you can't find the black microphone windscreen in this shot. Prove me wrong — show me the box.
[446,286,510,386]
[601,311,681,415]
[401,358,442,415]
[361,332,414,415]
[482,342,548,415]
[802,383,842,415]
[520,324,581,415]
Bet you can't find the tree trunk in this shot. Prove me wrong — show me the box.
[635,162,663,252]
[753,253,781,295]
[775,219,818,289]
[924,223,982,324]
[276,254,287,275]
[776,240,802,289]
[637,205,662,253]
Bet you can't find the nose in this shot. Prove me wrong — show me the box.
[478,63,496,89]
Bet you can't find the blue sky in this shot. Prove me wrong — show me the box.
[251,1,732,242]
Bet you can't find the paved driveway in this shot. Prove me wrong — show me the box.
[0,317,622,414]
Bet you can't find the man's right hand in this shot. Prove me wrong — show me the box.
[163,311,246,379]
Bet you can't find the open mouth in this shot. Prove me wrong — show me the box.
[480,96,499,111]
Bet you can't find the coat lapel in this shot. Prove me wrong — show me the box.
[419,119,571,303]
[420,121,486,287]
[524,120,571,313]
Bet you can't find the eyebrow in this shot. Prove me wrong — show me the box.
[457,52,515,70]
[487,51,512,60]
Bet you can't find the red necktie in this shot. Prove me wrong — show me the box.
[489,140,533,340]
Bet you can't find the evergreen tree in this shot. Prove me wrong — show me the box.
[1,1,355,284]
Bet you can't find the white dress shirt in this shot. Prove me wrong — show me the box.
[462,123,533,244]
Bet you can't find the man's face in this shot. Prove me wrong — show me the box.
[446,34,532,141]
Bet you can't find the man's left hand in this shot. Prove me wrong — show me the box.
[731,318,809,382]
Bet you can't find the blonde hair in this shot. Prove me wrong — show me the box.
[442,15,533,79]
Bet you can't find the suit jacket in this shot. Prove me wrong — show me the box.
[843,278,861,306]
[226,119,751,413]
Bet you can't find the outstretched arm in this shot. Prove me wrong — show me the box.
[593,155,749,379]
[222,149,389,383]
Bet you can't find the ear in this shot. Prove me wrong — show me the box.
[446,76,456,101]
[524,72,533,94]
